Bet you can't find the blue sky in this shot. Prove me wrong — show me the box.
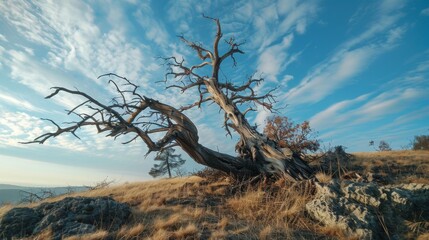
[0,0,428,186]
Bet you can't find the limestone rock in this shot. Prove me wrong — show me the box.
[306,180,429,239]
[0,196,131,240]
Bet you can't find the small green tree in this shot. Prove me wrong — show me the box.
[412,135,429,150]
[149,148,186,178]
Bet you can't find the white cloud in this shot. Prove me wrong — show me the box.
[254,107,273,131]
[413,60,429,73]
[134,3,169,47]
[0,33,7,42]
[5,49,85,109]
[0,111,53,148]
[257,34,294,82]
[379,0,405,13]
[378,106,429,130]
[0,91,45,112]
[0,0,150,85]
[421,8,429,16]
[278,1,316,36]
[286,47,375,104]
[0,1,61,49]
[166,0,193,32]
[285,0,406,105]
[385,26,406,46]
[226,0,317,51]
[310,87,425,139]
[0,108,149,162]
[310,52,429,143]
[344,0,403,49]
[310,94,370,130]
[356,88,423,120]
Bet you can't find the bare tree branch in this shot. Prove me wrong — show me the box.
[25,17,315,181]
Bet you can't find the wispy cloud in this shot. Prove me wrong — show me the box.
[0,33,7,42]
[0,91,45,112]
[0,108,149,164]
[134,2,170,47]
[220,0,319,127]
[0,111,53,148]
[285,0,406,105]
[0,0,151,84]
[287,46,377,104]
[311,87,425,133]
[310,50,429,149]
[257,34,294,82]
[231,0,318,51]
[421,8,429,16]
[310,94,370,130]
[5,49,85,109]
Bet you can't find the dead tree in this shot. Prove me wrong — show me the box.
[24,17,314,181]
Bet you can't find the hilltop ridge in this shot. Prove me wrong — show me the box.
[1,150,428,239]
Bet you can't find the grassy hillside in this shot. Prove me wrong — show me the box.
[1,150,428,239]
[352,150,429,184]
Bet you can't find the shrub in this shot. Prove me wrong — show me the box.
[412,135,429,150]
[378,140,392,151]
[264,116,320,154]
[369,140,393,151]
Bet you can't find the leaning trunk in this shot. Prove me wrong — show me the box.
[148,95,314,180]
[204,78,313,180]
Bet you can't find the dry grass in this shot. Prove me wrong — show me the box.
[315,172,333,183]
[116,223,145,239]
[64,230,109,240]
[2,150,428,239]
[351,150,429,184]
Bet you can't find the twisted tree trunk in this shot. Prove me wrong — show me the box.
[24,17,314,181]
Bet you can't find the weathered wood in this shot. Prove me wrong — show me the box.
[24,17,314,181]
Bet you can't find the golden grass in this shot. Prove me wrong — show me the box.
[352,150,429,184]
[64,230,108,240]
[259,225,273,240]
[2,151,429,239]
[116,223,145,239]
[171,223,199,239]
[315,172,333,183]
[23,228,53,240]
[0,204,13,218]
[417,232,429,240]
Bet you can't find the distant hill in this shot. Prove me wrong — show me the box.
[0,184,28,190]
[0,185,87,205]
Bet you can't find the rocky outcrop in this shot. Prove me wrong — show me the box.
[306,181,429,239]
[0,196,131,240]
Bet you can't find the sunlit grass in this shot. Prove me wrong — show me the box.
[2,150,429,239]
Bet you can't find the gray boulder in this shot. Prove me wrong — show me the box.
[0,196,131,240]
[306,180,429,239]
[0,207,41,239]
